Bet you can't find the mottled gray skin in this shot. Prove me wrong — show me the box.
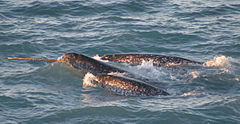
[58,53,126,75]
[101,54,203,66]
[94,74,170,96]
[58,53,170,96]
[58,53,146,80]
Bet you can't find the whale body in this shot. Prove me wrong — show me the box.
[58,53,170,96]
[58,53,126,75]
[93,74,169,96]
[101,54,203,66]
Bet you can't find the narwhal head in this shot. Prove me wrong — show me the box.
[57,53,96,72]
[57,53,84,65]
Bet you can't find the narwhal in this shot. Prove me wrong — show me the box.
[8,53,170,96]
[100,53,203,66]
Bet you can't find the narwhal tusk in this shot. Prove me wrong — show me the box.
[8,57,57,62]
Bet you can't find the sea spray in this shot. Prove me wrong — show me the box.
[188,56,231,80]
[203,56,230,68]
[82,72,97,88]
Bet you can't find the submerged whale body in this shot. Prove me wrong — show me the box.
[94,74,169,96]
[58,53,170,96]
[101,54,203,66]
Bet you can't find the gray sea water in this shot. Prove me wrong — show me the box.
[1,0,240,123]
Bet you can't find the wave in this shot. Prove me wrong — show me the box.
[0,41,44,55]
[175,3,240,19]
[8,0,153,17]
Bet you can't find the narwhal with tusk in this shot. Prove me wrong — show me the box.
[57,53,126,75]
[8,53,170,96]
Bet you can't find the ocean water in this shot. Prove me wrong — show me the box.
[1,0,240,123]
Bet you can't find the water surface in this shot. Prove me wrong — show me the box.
[1,0,240,123]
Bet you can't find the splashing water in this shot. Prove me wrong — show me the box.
[82,72,97,88]
[130,60,164,80]
[188,56,230,80]
[187,55,240,86]
[92,55,109,62]
[203,56,230,68]
[125,60,182,83]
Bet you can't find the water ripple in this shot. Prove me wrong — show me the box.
[1,0,240,123]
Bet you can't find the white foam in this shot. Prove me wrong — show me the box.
[127,60,175,82]
[203,56,230,68]
[82,72,97,88]
[92,54,109,62]
[181,92,203,97]
[190,71,199,79]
